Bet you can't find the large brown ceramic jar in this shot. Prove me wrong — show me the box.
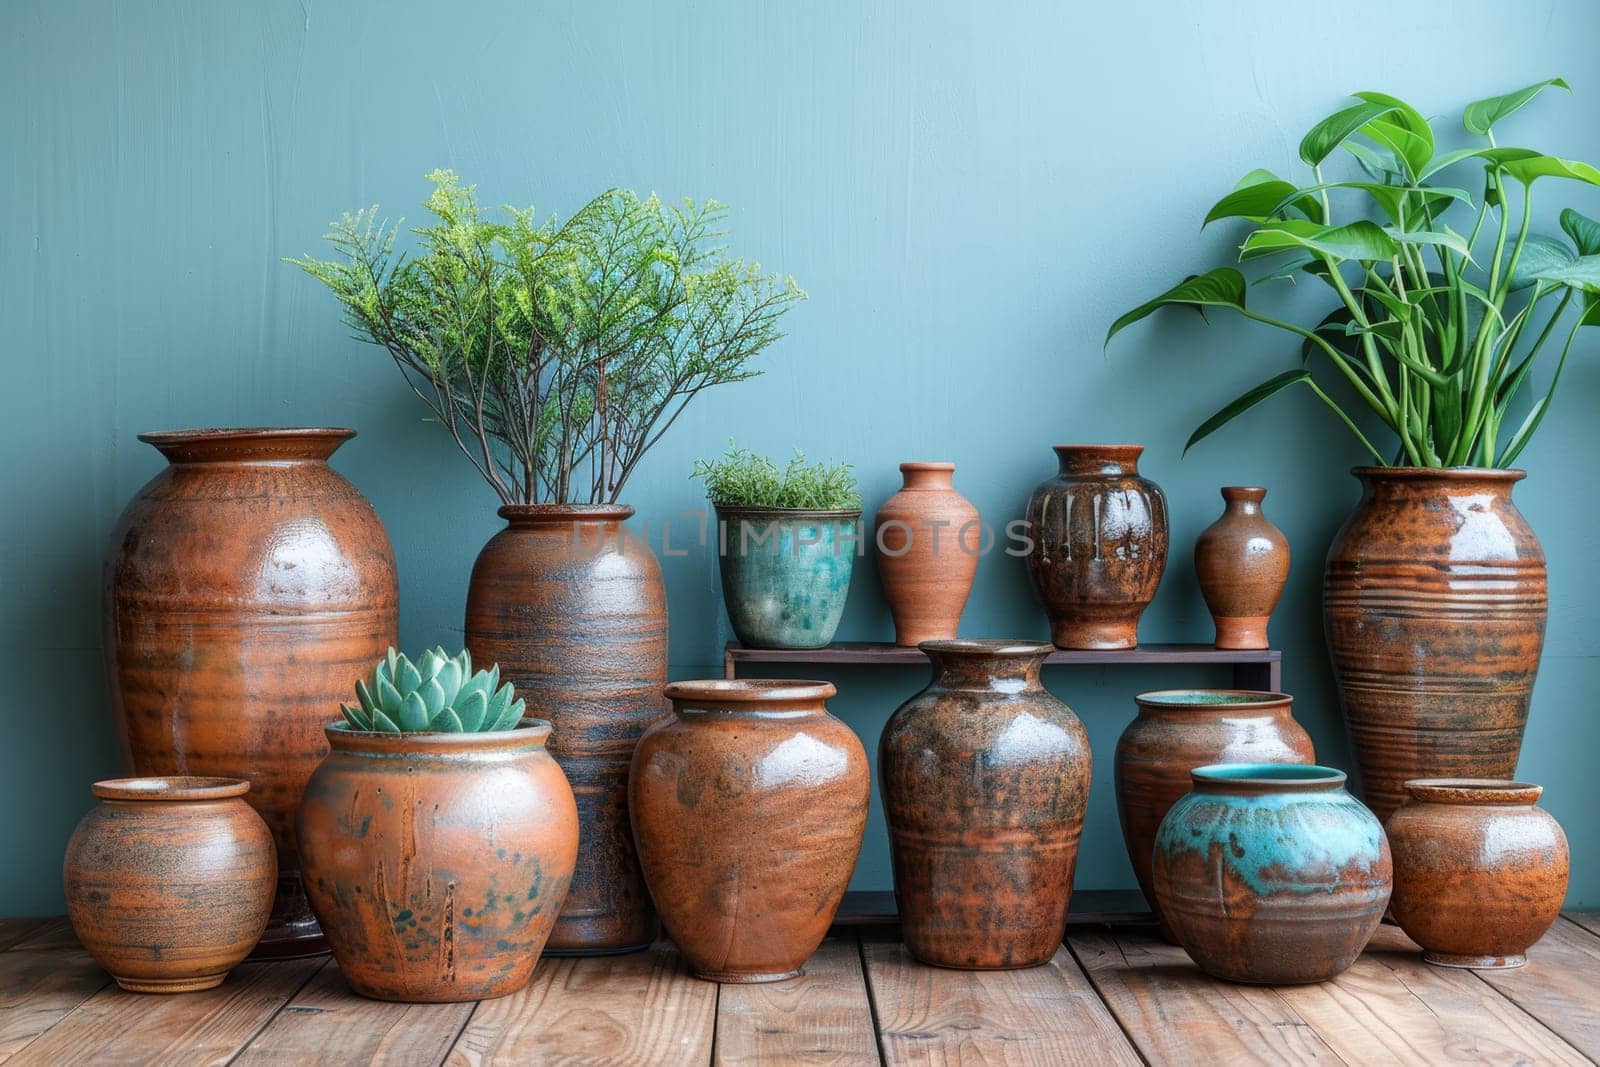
[1324,468,1546,824]
[465,504,667,956]
[298,719,579,1002]
[104,428,398,957]
[1194,487,1290,649]
[880,641,1091,969]
[64,777,276,992]
[1385,779,1569,969]
[1116,690,1314,942]
[874,462,981,646]
[1024,445,1167,650]
[630,680,869,983]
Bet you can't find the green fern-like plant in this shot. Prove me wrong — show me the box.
[341,647,525,734]
[691,442,861,510]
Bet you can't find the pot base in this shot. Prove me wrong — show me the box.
[1050,619,1137,651]
[1212,615,1270,650]
[115,972,228,994]
[1424,950,1527,970]
[907,954,1055,972]
[542,942,652,959]
[694,967,803,984]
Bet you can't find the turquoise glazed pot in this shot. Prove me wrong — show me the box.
[716,506,861,649]
[1152,763,1391,985]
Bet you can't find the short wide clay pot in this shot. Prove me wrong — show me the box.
[715,508,861,649]
[1194,487,1290,649]
[298,720,579,1002]
[1153,764,1391,985]
[874,463,980,646]
[630,680,869,982]
[1386,779,1569,969]
[64,777,276,993]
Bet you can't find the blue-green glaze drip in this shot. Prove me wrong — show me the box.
[718,514,858,649]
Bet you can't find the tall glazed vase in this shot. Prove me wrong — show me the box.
[874,463,980,646]
[464,504,668,955]
[1324,468,1547,824]
[104,428,398,957]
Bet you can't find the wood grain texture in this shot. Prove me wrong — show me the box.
[5,920,78,953]
[1068,926,1337,1064]
[1274,924,1586,1066]
[233,960,471,1066]
[1472,917,1600,1058]
[445,940,716,1065]
[5,957,321,1066]
[713,937,876,1065]
[1561,911,1600,937]
[0,949,110,1061]
[0,923,54,954]
[863,938,1139,1066]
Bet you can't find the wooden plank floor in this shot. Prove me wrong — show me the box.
[2,915,1596,1065]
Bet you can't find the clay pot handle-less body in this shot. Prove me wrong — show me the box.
[1194,487,1290,650]
[874,463,980,646]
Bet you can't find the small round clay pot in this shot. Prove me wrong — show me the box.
[298,719,579,1002]
[874,463,981,646]
[631,680,869,983]
[1194,487,1290,650]
[63,777,276,993]
[1386,779,1569,970]
[715,508,861,649]
[1116,691,1314,943]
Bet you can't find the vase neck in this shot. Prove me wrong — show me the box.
[140,428,354,465]
[899,462,956,491]
[1054,444,1143,477]
[1220,486,1266,516]
[923,641,1051,690]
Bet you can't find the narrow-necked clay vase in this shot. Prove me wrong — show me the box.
[1385,779,1569,969]
[298,719,579,1002]
[1194,487,1290,650]
[875,463,981,646]
[1116,691,1314,942]
[715,508,861,649]
[880,641,1091,969]
[630,680,869,982]
[1024,445,1168,650]
[63,777,276,993]
[1153,764,1391,985]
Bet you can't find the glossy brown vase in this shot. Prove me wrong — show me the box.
[880,641,1092,969]
[1116,690,1314,942]
[1025,445,1168,650]
[104,428,398,957]
[465,504,667,956]
[630,680,869,982]
[875,462,981,646]
[1324,468,1547,825]
[64,777,276,993]
[298,720,579,1002]
[1385,779,1569,969]
[1194,487,1290,649]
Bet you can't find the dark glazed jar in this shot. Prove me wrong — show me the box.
[1324,468,1546,825]
[1024,445,1168,650]
[629,680,869,983]
[879,640,1091,969]
[465,504,668,956]
[1194,486,1290,650]
[104,428,399,958]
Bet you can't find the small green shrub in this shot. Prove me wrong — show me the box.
[691,443,861,510]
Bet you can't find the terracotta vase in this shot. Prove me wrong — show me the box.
[1024,445,1168,650]
[880,641,1092,969]
[1153,764,1392,985]
[716,506,860,649]
[104,428,398,957]
[874,463,980,646]
[1325,468,1547,825]
[1385,779,1569,969]
[63,777,276,992]
[1115,690,1314,942]
[298,719,579,1002]
[1194,487,1290,649]
[630,680,869,982]
[465,504,667,956]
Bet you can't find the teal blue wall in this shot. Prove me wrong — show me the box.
[5,0,1598,915]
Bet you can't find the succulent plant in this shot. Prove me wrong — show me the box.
[340,647,526,733]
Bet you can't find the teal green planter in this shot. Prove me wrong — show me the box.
[716,507,861,649]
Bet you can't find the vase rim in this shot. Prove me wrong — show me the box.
[92,776,250,802]
[322,716,552,753]
[498,503,636,522]
[1220,485,1267,499]
[712,505,863,520]
[919,639,1053,658]
[1051,443,1144,455]
[664,678,837,706]
[139,427,356,464]
[1191,762,1345,791]
[898,461,956,472]
[1403,778,1543,805]
[1137,689,1291,711]
[1351,465,1525,483]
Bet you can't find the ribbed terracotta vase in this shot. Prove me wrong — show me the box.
[875,463,980,646]
[1025,445,1167,650]
[1194,487,1290,649]
[880,641,1091,969]
[1324,468,1547,824]
[1115,690,1314,942]
[64,777,276,992]
[1385,779,1568,970]
[630,680,869,983]
[104,428,398,957]
[464,504,667,956]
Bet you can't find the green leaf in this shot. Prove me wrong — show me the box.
[371,708,402,734]
[1531,254,1600,293]
[1344,141,1403,183]
[1105,268,1246,346]
[433,659,463,708]
[339,703,370,731]
[1561,209,1600,256]
[491,697,527,733]
[385,647,399,679]
[1463,78,1569,135]
[484,683,514,729]
[1387,226,1473,261]
[1239,220,1397,263]
[396,658,422,696]
[1300,100,1394,167]
[355,677,378,717]
[419,678,446,716]
[428,707,465,732]
[1184,370,1313,454]
[1271,183,1469,228]
[1585,295,1600,327]
[1353,90,1433,179]
[1500,154,1600,188]
[455,689,489,732]
[397,690,431,731]
[1510,234,1576,289]
[1205,171,1322,227]
[1419,146,1541,182]
[376,676,405,715]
